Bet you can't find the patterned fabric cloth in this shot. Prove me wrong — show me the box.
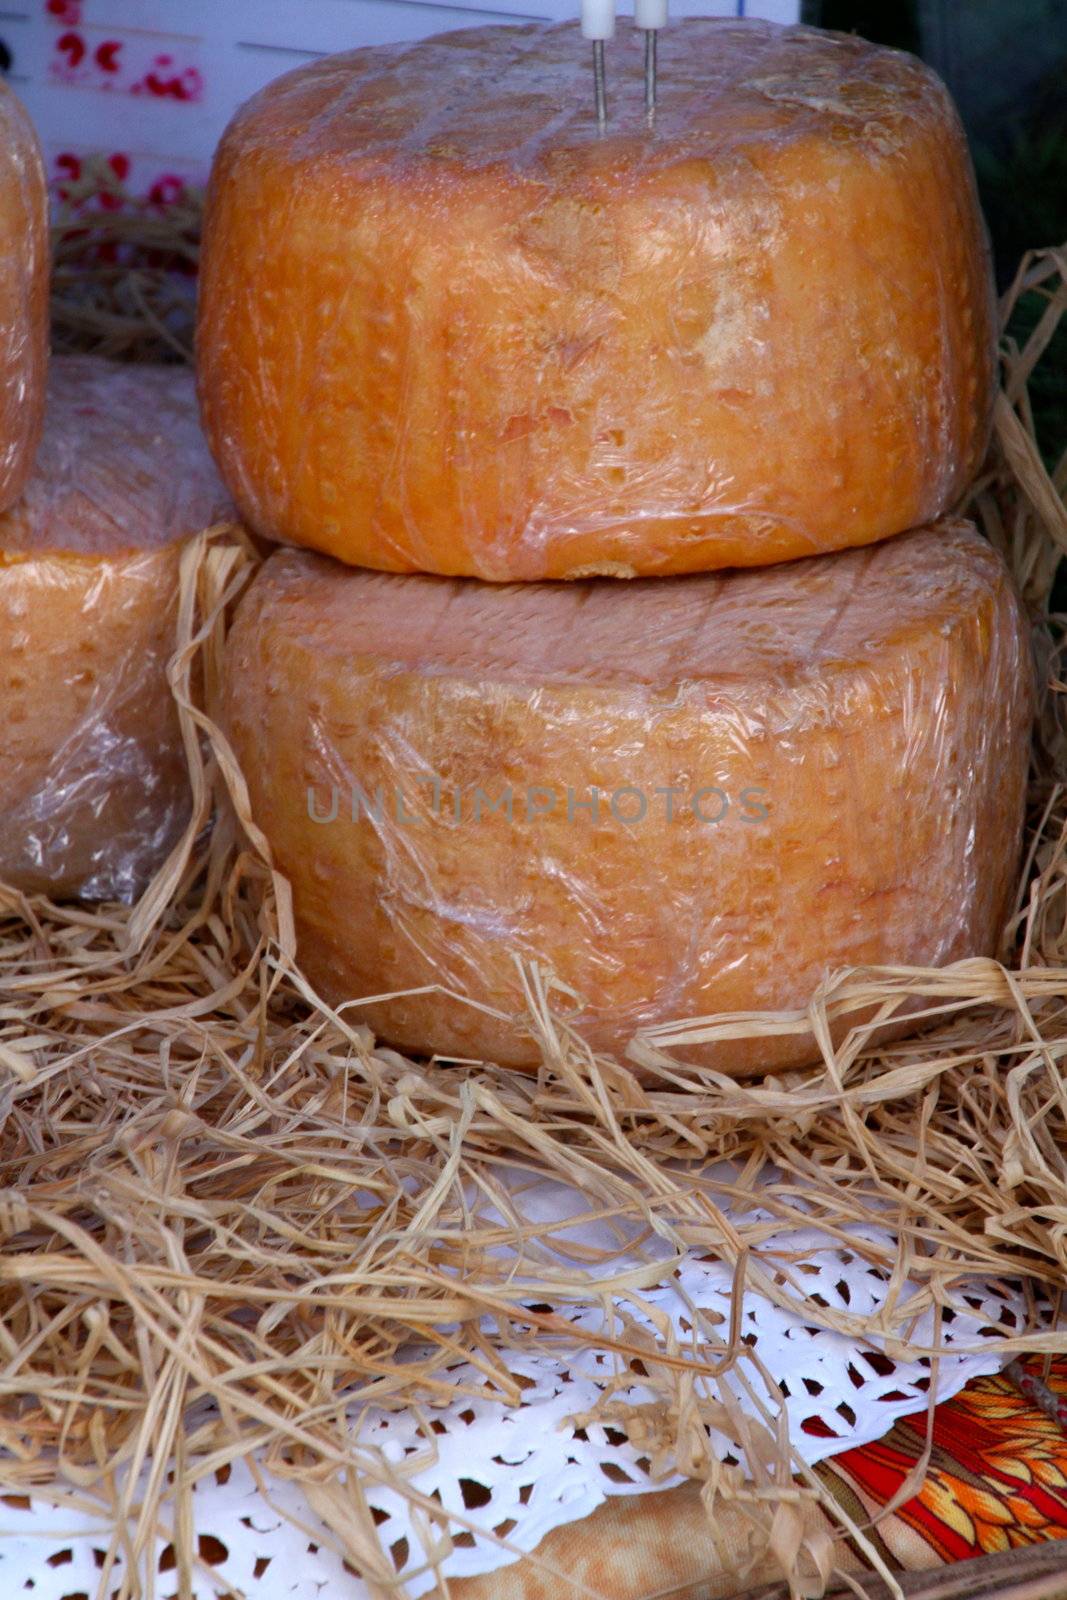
[819,1357,1067,1567]
[451,1358,1067,1598]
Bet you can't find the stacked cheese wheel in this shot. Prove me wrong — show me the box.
[0,20,1034,1078]
[199,19,996,580]
[0,87,232,904]
[0,81,48,517]
[0,356,230,899]
[203,15,1033,1077]
[224,522,1030,1074]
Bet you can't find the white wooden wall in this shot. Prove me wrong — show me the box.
[1,0,799,199]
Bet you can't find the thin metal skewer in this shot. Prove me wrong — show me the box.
[581,0,614,130]
[593,37,607,128]
[635,0,666,116]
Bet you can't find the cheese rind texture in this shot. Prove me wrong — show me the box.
[0,356,231,901]
[222,520,1032,1075]
[198,18,996,582]
[0,82,48,516]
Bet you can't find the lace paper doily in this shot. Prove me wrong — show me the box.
[0,1172,1028,1598]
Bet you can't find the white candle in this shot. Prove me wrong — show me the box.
[635,0,668,27]
[581,0,616,42]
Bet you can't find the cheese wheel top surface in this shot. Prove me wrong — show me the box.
[199,18,996,582]
[0,82,48,516]
[224,518,1033,1075]
[0,355,231,558]
[216,19,944,171]
[268,526,1000,695]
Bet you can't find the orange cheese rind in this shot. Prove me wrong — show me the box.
[0,357,232,900]
[198,17,996,581]
[0,81,48,516]
[222,517,1033,1075]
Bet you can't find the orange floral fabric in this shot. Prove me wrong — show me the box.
[452,1360,1067,1598]
[817,1357,1067,1570]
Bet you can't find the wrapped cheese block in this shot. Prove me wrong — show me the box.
[0,356,231,901]
[222,518,1032,1076]
[446,1482,858,1599]
[0,81,48,515]
[198,18,996,582]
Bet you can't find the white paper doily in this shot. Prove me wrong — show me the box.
[0,1170,1030,1598]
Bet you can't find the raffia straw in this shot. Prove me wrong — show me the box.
[0,245,1065,1599]
[49,157,201,363]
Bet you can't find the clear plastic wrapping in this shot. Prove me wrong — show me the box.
[0,80,48,516]
[221,518,1033,1075]
[0,356,231,901]
[198,17,996,583]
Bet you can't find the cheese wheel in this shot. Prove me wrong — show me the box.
[0,356,231,901]
[198,18,995,583]
[0,81,48,515]
[446,1482,859,1599]
[221,519,1032,1076]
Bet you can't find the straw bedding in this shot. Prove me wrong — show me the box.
[6,194,1067,1599]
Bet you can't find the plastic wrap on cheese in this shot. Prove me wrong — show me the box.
[0,355,232,901]
[0,80,48,516]
[198,17,996,583]
[221,518,1034,1076]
